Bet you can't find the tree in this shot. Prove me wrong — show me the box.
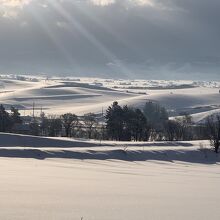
[175,114,193,141]
[122,105,134,141]
[40,112,49,136]
[0,105,23,133]
[47,115,62,137]
[30,119,40,136]
[164,120,182,141]
[105,101,124,141]
[0,104,12,132]
[135,109,150,141]
[83,113,97,139]
[122,106,149,141]
[105,102,150,141]
[10,106,22,125]
[206,115,220,153]
[180,113,192,125]
[61,113,78,137]
[143,101,168,131]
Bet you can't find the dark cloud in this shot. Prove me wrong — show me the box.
[0,0,219,80]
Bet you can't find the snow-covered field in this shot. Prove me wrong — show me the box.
[0,133,220,220]
[0,75,147,116]
[1,76,220,219]
[0,75,220,123]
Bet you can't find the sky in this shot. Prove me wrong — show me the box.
[0,0,220,80]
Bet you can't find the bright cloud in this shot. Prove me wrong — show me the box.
[0,0,169,19]
[131,0,155,7]
[56,21,70,30]
[89,0,165,9]
[0,0,31,7]
[90,0,115,6]
[90,0,156,7]
[0,0,31,18]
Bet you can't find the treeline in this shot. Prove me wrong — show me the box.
[105,101,208,142]
[29,112,102,139]
[0,104,101,139]
[0,101,210,141]
[0,101,220,152]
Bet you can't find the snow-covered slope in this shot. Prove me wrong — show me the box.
[1,76,220,220]
[0,132,220,220]
[0,133,218,163]
[0,76,220,122]
[0,77,147,115]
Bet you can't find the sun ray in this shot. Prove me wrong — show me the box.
[27,3,78,71]
[47,0,132,77]
[70,1,139,58]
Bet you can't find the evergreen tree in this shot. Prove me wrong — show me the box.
[106,102,150,141]
[133,109,149,141]
[105,101,124,141]
[0,104,12,132]
[122,105,134,141]
[10,106,22,125]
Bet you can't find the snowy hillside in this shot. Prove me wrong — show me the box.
[0,132,219,220]
[0,75,220,122]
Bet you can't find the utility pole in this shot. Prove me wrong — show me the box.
[100,107,104,145]
[40,105,43,117]
[33,102,35,119]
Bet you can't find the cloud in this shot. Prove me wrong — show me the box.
[0,0,31,18]
[19,20,29,27]
[131,0,155,7]
[0,0,177,19]
[89,0,171,9]
[0,0,31,8]
[90,0,154,7]
[0,0,219,80]
[56,21,70,29]
[90,0,115,6]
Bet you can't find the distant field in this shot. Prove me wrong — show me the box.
[0,76,220,122]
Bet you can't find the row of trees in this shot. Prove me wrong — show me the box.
[105,101,201,142]
[105,101,220,153]
[0,101,220,153]
[0,104,100,139]
[31,112,100,139]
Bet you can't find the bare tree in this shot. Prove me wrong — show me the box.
[164,120,181,141]
[175,114,193,141]
[206,115,220,153]
[47,115,62,137]
[83,113,97,139]
[61,113,78,137]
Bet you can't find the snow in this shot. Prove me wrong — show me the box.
[0,133,220,220]
[0,76,220,122]
[0,77,147,115]
[0,76,220,123]
[1,76,220,219]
